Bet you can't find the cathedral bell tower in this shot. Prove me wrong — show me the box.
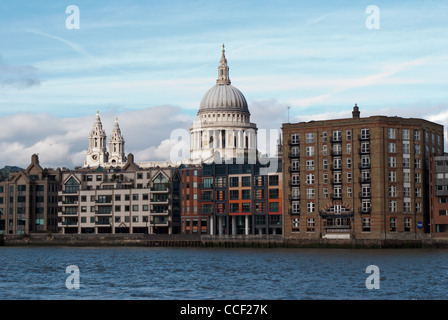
[108,117,127,166]
[84,110,108,167]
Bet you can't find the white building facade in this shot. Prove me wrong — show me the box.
[190,45,257,164]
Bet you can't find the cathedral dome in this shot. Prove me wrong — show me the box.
[198,44,249,115]
[199,84,249,113]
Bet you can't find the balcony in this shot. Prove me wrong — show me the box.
[358,134,370,140]
[359,207,372,214]
[330,193,343,200]
[289,194,300,200]
[330,165,342,171]
[288,166,300,173]
[151,197,169,204]
[359,177,371,183]
[288,208,300,215]
[288,152,300,159]
[150,209,170,215]
[359,163,371,169]
[359,192,371,198]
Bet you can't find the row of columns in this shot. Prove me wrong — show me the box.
[191,129,256,150]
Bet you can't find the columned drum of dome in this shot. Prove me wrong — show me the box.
[190,45,257,164]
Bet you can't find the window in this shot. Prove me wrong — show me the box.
[306,160,314,171]
[361,185,371,197]
[333,157,342,169]
[242,176,251,187]
[306,174,314,185]
[388,143,396,153]
[323,173,328,184]
[269,175,279,186]
[306,133,314,144]
[306,146,314,157]
[242,189,251,199]
[388,128,396,139]
[404,202,411,213]
[292,174,300,185]
[389,186,397,197]
[307,202,315,213]
[292,201,300,214]
[361,128,370,139]
[415,173,421,184]
[361,156,370,168]
[292,160,299,171]
[230,177,239,187]
[389,201,397,212]
[404,218,411,232]
[403,142,410,154]
[403,157,410,168]
[390,218,397,232]
[347,186,352,198]
[346,130,352,141]
[292,187,300,200]
[230,190,239,200]
[362,217,371,232]
[346,172,352,183]
[307,218,315,232]
[333,144,342,155]
[269,189,279,199]
[347,158,352,169]
[65,177,79,194]
[402,129,410,140]
[323,159,328,170]
[389,171,396,182]
[362,199,371,213]
[269,202,279,213]
[323,187,328,198]
[415,158,421,169]
[361,142,370,153]
[323,145,328,156]
[333,130,341,142]
[292,218,300,231]
[414,144,420,155]
[242,203,251,213]
[291,133,299,144]
[230,203,239,213]
[306,188,315,199]
[414,130,420,141]
[388,157,396,168]
[291,146,299,157]
[346,143,351,155]
[323,131,327,142]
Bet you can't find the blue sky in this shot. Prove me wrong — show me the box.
[0,0,447,167]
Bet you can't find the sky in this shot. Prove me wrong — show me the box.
[0,0,447,168]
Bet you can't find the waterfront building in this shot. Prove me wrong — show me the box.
[0,154,62,235]
[179,164,209,235]
[188,160,283,236]
[282,105,444,240]
[429,155,448,237]
[58,154,181,234]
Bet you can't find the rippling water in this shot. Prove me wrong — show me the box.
[0,246,447,300]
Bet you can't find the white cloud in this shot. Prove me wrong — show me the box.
[0,105,194,169]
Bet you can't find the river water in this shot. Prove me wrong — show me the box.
[0,246,447,300]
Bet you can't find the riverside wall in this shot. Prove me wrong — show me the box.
[2,233,448,248]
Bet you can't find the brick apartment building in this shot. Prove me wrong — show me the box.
[180,159,282,236]
[0,154,61,235]
[282,105,444,240]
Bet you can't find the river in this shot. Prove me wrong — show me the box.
[0,246,447,300]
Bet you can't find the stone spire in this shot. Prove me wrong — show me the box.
[216,44,231,85]
[108,117,126,165]
[84,110,108,167]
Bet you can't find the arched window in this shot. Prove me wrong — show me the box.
[65,177,79,194]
